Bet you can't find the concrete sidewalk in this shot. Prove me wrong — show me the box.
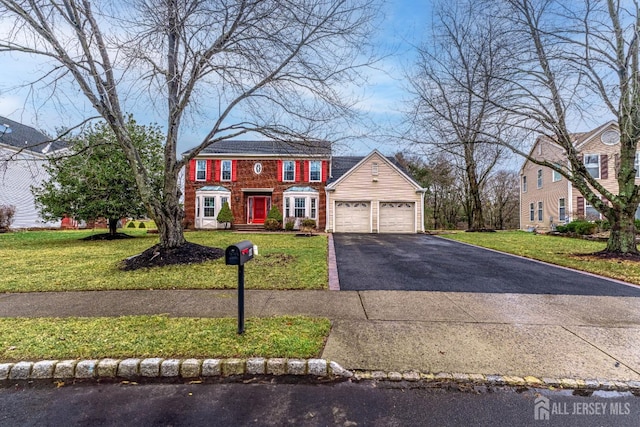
[2,289,640,383]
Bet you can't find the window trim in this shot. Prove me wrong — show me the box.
[283,191,319,221]
[584,201,601,220]
[584,153,600,179]
[203,197,216,218]
[283,160,295,182]
[194,189,232,226]
[294,197,306,218]
[529,202,535,222]
[220,160,232,181]
[309,160,321,182]
[558,198,566,222]
[537,201,543,222]
[196,160,207,181]
[537,169,543,189]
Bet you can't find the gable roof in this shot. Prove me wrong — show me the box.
[519,121,619,174]
[193,140,332,157]
[0,116,67,156]
[327,150,424,190]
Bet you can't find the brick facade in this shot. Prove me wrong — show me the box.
[184,158,328,229]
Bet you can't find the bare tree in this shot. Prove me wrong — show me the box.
[487,0,640,254]
[395,152,463,229]
[0,0,379,256]
[483,170,519,230]
[406,0,512,231]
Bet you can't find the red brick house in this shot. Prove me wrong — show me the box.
[184,140,331,230]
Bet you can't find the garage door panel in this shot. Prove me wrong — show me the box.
[335,201,370,233]
[379,202,415,233]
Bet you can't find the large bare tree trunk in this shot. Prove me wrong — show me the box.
[606,210,637,254]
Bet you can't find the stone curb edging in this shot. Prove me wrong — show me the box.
[351,370,640,392]
[0,358,352,382]
[2,359,639,392]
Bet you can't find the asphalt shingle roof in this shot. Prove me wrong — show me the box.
[198,140,331,156]
[0,116,67,155]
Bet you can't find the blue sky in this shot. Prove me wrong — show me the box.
[0,0,429,157]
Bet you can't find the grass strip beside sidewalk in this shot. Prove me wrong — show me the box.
[0,315,330,362]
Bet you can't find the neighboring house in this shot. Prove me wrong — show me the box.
[0,116,67,229]
[519,121,633,231]
[325,150,426,233]
[183,143,426,233]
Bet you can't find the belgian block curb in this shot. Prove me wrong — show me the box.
[2,358,640,392]
[0,358,348,383]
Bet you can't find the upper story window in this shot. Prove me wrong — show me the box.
[196,160,207,181]
[522,176,527,193]
[221,160,232,181]
[283,161,295,182]
[552,164,562,182]
[372,162,379,176]
[309,161,321,182]
[537,169,543,188]
[635,152,640,179]
[584,154,600,179]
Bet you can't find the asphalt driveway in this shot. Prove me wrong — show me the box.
[333,234,640,296]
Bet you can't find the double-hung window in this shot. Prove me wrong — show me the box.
[552,164,562,182]
[294,198,306,218]
[522,176,527,193]
[584,154,600,179]
[537,169,543,188]
[635,152,640,178]
[221,160,232,181]
[283,161,295,182]
[559,198,566,222]
[203,197,215,217]
[585,202,600,220]
[309,161,321,182]
[537,201,543,222]
[196,160,207,181]
[529,203,535,221]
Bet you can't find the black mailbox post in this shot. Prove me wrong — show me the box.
[225,241,254,334]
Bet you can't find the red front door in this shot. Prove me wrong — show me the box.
[251,197,268,224]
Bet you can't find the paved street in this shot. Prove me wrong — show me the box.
[1,381,638,427]
[333,234,640,295]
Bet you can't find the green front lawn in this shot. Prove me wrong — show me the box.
[442,231,640,285]
[0,230,327,292]
[0,315,331,362]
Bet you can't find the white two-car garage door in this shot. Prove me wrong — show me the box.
[379,202,415,233]
[335,201,371,233]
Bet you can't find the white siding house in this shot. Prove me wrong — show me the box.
[0,117,67,229]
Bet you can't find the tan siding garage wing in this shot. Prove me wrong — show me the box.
[379,202,415,233]
[335,201,371,232]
